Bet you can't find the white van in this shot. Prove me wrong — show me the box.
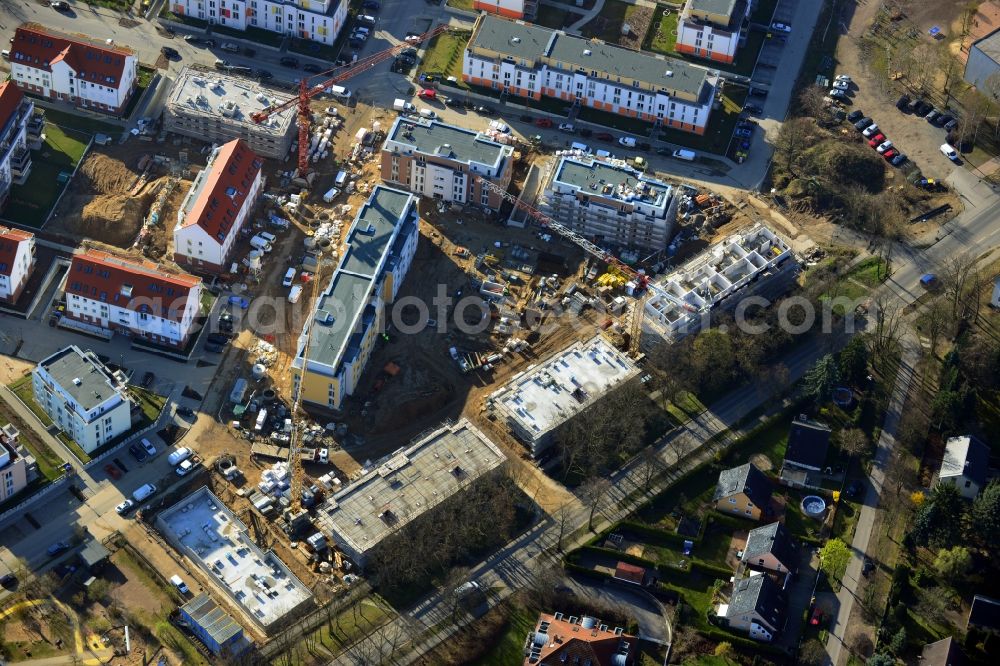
[335,170,349,188]
[288,285,303,303]
[329,85,351,100]
[249,235,272,253]
[323,187,341,203]
[168,447,192,466]
[419,108,437,119]
[132,483,157,502]
[358,14,376,25]
[618,136,637,148]
[170,574,190,595]
[283,267,296,287]
[258,231,277,244]
[672,149,697,161]
[570,141,591,154]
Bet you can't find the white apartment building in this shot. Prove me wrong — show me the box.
[676,0,753,65]
[9,26,138,115]
[0,423,29,502]
[291,186,419,410]
[0,81,39,213]
[0,226,35,304]
[380,116,514,208]
[32,346,133,454]
[643,223,795,343]
[166,0,348,46]
[174,139,265,273]
[464,15,718,134]
[541,156,678,252]
[64,250,203,349]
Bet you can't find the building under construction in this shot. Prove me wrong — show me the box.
[488,335,641,457]
[164,66,296,159]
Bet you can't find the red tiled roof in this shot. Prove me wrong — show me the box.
[65,250,201,323]
[0,227,34,278]
[526,613,634,666]
[614,561,646,584]
[179,139,263,245]
[0,81,25,133]
[11,26,134,88]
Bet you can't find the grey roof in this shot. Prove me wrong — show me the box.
[554,158,672,207]
[689,0,741,19]
[714,462,772,506]
[314,419,507,562]
[299,186,416,371]
[385,117,510,170]
[973,29,1000,65]
[940,435,990,487]
[742,521,796,570]
[784,418,832,470]
[728,574,786,631]
[919,637,963,666]
[78,539,110,567]
[39,346,124,411]
[469,15,711,100]
[969,595,1000,630]
[180,593,245,647]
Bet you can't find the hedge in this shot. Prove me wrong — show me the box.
[700,627,789,655]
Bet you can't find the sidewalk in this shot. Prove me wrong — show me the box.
[824,340,919,666]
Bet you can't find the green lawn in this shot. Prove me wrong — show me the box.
[535,5,581,30]
[846,257,888,287]
[4,122,90,228]
[42,108,121,136]
[645,7,679,54]
[446,0,474,10]
[580,0,645,42]
[420,30,471,85]
[472,604,537,666]
[0,401,63,482]
[129,386,168,423]
[9,376,53,427]
[59,432,91,464]
[285,597,393,660]
[831,498,860,543]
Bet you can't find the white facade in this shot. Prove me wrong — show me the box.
[0,86,34,211]
[168,0,348,46]
[0,228,35,303]
[675,0,751,65]
[32,347,133,454]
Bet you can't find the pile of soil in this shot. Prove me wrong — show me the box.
[76,152,140,194]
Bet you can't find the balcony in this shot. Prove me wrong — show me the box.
[10,146,32,184]
[523,0,538,20]
[27,111,44,148]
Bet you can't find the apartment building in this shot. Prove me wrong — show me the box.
[167,0,348,46]
[675,0,753,65]
[523,612,635,665]
[0,81,40,212]
[291,186,419,410]
[463,14,717,134]
[32,346,133,454]
[541,156,677,252]
[0,424,29,502]
[643,223,795,343]
[9,25,138,115]
[0,227,35,304]
[64,250,203,349]
[164,67,296,159]
[174,139,265,273]
[473,0,536,20]
[380,116,514,208]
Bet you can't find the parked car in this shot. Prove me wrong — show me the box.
[943,117,959,131]
[891,152,907,166]
[925,109,941,124]
[115,499,135,515]
[474,105,496,115]
[0,573,16,588]
[914,100,933,116]
[255,69,274,80]
[349,38,366,49]
[771,22,792,33]
[160,46,180,60]
[862,123,880,137]
[940,143,959,161]
[876,140,893,153]
[445,97,463,108]
[595,132,614,141]
[832,80,850,91]
[220,42,240,53]
[303,63,323,73]
[835,74,852,83]
[141,438,157,457]
[535,118,552,128]
[896,94,910,110]
[854,117,873,130]
[828,89,849,101]
[280,56,300,68]
[205,342,225,353]
[867,133,886,147]
[47,542,70,557]
[882,148,897,160]
[51,1,71,11]
[847,109,864,123]
[207,333,230,346]
[128,443,147,463]
[104,463,122,480]
[558,122,576,133]
[184,36,215,47]
[936,113,954,128]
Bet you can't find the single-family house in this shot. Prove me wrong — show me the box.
[741,521,797,574]
[938,435,990,500]
[718,573,787,642]
[919,637,963,666]
[714,462,772,520]
[779,417,832,488]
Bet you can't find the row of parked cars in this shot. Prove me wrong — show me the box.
[897,94,959,131]
[849,110,908,166]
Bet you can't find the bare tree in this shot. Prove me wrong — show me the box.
[942,254,983,323]
[916,297,951,356]
[867,294,903,370]
[799,85,830,120]
[580,477,612,531]
[938,43,961,107]
[774,117,814,179]
[554,501,574,552]
[635,446,666,493]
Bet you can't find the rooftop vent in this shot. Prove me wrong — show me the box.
[511,37,521,44]
[72,377,82,386]
[665,70,674,77]
[583,49,592,56]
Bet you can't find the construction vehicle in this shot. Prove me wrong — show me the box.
[251,24,451,177]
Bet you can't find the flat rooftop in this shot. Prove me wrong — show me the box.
[314,419,506,561]
[490,336,641,443]
[296,186,417,373]
[689,0,740,18]
[385,116,511,170]
[553,157,672,208]
[166,66,295,137]
[158,487,312,628]
[469,14,712,101]
[38,346,124,411]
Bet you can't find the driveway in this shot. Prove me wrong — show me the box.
[564,574,671,645]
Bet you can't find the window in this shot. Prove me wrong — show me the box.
[728,498,736,504]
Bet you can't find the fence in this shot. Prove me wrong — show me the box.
[43,135,95,230]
